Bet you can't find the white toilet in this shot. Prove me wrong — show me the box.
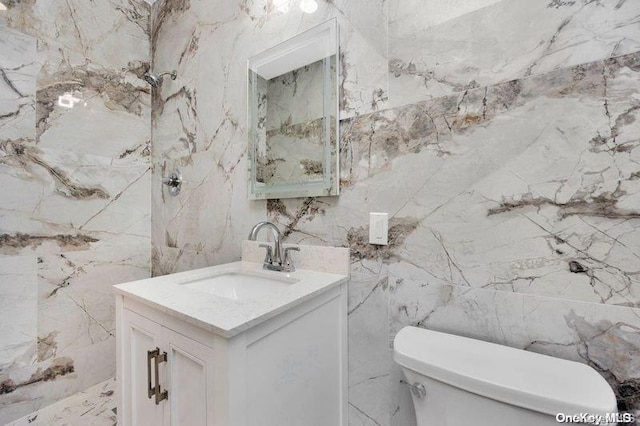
[393,326,618,426]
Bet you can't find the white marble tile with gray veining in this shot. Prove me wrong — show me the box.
[1,0,152,259]
[1,243,148,423]
[37,243,150,362]
[0,0,152,423]
[347,260,390,426]
[241,240,350,275]
[0,256,37,374]
[150,0,388,164]
[149,0,388,258]
[388,0,640,108]
[151,151,263,261]
[6,378,116,426]
[263,51,640,425]
[151,243,219,277]
[0,26,37,145]
[1,0,150,71]
[0,148,151,257]
[289,52,640,309]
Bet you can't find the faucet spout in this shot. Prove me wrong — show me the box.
[248,221,284,266]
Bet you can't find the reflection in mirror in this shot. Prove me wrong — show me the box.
[248,19,339,200]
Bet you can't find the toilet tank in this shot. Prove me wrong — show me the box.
[393,327,618,426]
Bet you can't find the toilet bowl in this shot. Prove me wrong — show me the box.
[393,326,618,426]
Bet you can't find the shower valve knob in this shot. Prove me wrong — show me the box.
[162,169,183,196]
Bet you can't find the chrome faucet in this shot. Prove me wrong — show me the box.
[248,221,299,272]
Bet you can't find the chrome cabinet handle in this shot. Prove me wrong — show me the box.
[154,349,168,405]
[147,348,168,404]
[147,349,158,399]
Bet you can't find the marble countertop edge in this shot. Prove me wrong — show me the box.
[113,260,348,338]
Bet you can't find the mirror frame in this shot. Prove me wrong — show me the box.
[247,19,339,200]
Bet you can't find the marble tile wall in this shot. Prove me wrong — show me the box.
[0,1,152,423]
[387,0,640,108]
[150,0,388,274]
[340,50,640,425]
[150,0,640,425]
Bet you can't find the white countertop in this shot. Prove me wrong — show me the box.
[113,260,348,338]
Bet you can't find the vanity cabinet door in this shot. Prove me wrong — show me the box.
[121,309,164,426]
[119,304,218,426]
[163,327,216,426]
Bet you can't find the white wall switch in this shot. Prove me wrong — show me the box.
[369,212,389,245]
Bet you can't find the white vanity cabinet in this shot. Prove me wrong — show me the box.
[118,305,215,425]
[114,243,349,426]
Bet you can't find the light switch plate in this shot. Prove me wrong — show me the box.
[369,212,389,245]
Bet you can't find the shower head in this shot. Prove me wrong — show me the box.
[143,70,177,88]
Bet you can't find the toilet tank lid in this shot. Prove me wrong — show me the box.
[393,327,617,417]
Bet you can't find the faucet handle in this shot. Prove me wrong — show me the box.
[258,244,273,265]
[283,246,300,272]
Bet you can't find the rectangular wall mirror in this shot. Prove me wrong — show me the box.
[248,19,339,200]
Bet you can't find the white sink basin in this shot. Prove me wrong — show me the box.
[180,270,298,300]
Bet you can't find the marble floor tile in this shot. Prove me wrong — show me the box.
[6,378,117,426]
